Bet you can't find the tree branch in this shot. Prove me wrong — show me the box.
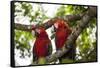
[15,23,32,32]
[15,13,85,31]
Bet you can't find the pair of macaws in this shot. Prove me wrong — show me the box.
[31,19,72,64]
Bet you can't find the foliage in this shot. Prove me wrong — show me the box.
[15,30,33,58]
[76,18,97,62]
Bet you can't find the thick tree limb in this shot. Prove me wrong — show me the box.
[15,12,85,31]
[31,7,97,64]
[15,23,32,32]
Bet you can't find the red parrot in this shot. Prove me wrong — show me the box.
[32,25,52,64]
[53,19,74,63]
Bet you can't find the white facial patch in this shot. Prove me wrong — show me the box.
[35,29,41,34]
[54,23,58,29]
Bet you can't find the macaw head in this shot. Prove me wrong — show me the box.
[54,19,72,34]
[54,19,67,29]
[32,25,41,37]
[35,27,45,34]
[32,25,48,38]
[36,27,48,38]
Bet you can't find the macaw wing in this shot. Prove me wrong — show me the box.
[33,45,38,62]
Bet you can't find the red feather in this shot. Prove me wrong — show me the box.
[32,27,51,58]
[54,19,72,49]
